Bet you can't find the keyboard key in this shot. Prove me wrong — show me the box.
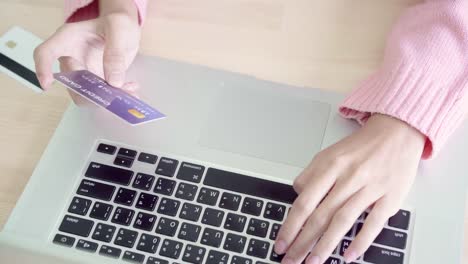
[76,239,98,253]
[356,223,363,235]
[85,162,134,185]
[118,148,138,158]
[89,202,113,220]
[77,179,115,201]
[324,257,341,264]
[388,210,410,230]
[115,228,138,248]
[114,156,134,168]
[92,223,116,242]
[180,202,203,222]
[99,245,122,259]
[147,257,169,264]
[224,213,247,232]
[123,251,145,263]
[115,187,137,206]
[241,197,263,216]
[177,162,205,183]
[345,224,355,238]
[97,143,117,155]
[137,233,160,254]
[157,198,181,216]
[231,255,253,264]
[201,228,224,248]
[359,211,369,221]
[156,157,179,177]
[154,178,176,196]
[138,152,158,164]
[134,212,157,231]
[133,173,155,191]
[112,207,135,226]
[219,192,242,211]
[53,234,75,247]
[156,217,179,237]
[204,168,297,204]
[136,192,159,211]
[159,239,183,259]
[197,187,220,206]
[202,208,225,227]
[339,239,351,256]
[247,239,270,259]
[270,250,284,263]
[224,233,247,253]
[263,202,286,221]
[178,222,201,242]
[59,215,94,237]
[364,245,404,264]
[175,182,198,201]
[68,197,91,216]
[269,224,281,240]
[182,244,206,264]
[247,218,269,238]
[206,250,229,264]
[374,227,408,250]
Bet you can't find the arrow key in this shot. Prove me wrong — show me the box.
[76,239,98,253]
[123,251,145,263]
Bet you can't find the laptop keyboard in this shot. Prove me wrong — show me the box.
[53,141,412,264]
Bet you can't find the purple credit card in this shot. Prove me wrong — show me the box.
[54,70,166,125]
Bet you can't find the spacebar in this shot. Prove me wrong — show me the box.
[203,168,297,204]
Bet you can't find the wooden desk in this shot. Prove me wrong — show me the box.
[0,0,466,261]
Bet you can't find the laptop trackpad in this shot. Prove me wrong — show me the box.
[199,86,331,168]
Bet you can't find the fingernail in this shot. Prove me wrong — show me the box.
[108,73,124,88]
[281,257,294,264]
[123,83,139,92]
[344,250,357,262]
[38,75,50,90]
[306,255,320,264]
[275,240,287,254]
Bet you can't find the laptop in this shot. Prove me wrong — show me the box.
[1,27,467,264]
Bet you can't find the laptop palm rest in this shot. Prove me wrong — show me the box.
[199,85,331,168]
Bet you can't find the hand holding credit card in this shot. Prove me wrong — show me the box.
[54,70,166,125]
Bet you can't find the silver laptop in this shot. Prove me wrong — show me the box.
[1,27,467,264]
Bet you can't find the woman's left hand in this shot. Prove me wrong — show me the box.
[274,114,425,264]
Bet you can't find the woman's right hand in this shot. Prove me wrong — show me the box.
[34,0,141,92]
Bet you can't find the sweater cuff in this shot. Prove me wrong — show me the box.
[339,60,467,159]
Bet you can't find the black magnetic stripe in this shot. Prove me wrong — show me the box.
[0,52,42,89]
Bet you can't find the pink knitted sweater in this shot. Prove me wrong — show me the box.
[65,0,468,159]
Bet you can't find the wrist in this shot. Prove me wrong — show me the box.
[365,114,426,155]
[99,0,139,23]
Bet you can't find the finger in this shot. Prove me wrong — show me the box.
[59,56,85,72]
[344,196,398,263]
[275,169,336,255]
[103,18,131,88]
[122,81,139,92]
[306,186,382,264]
[34,41,61,89]
[33,25,82,89]
[293,158,321,194]
[59,56,88,106]
[280,176,361,264]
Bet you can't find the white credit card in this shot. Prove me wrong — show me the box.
[0,26,58,93]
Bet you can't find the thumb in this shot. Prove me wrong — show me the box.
[103,19,129,88]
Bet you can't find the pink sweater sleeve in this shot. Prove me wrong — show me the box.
[339,0,468,159]
[64,0,147,24]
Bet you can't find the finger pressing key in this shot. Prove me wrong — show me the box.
[275,171,335,256]
[344,196,396,263]
[306,187,381,264]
